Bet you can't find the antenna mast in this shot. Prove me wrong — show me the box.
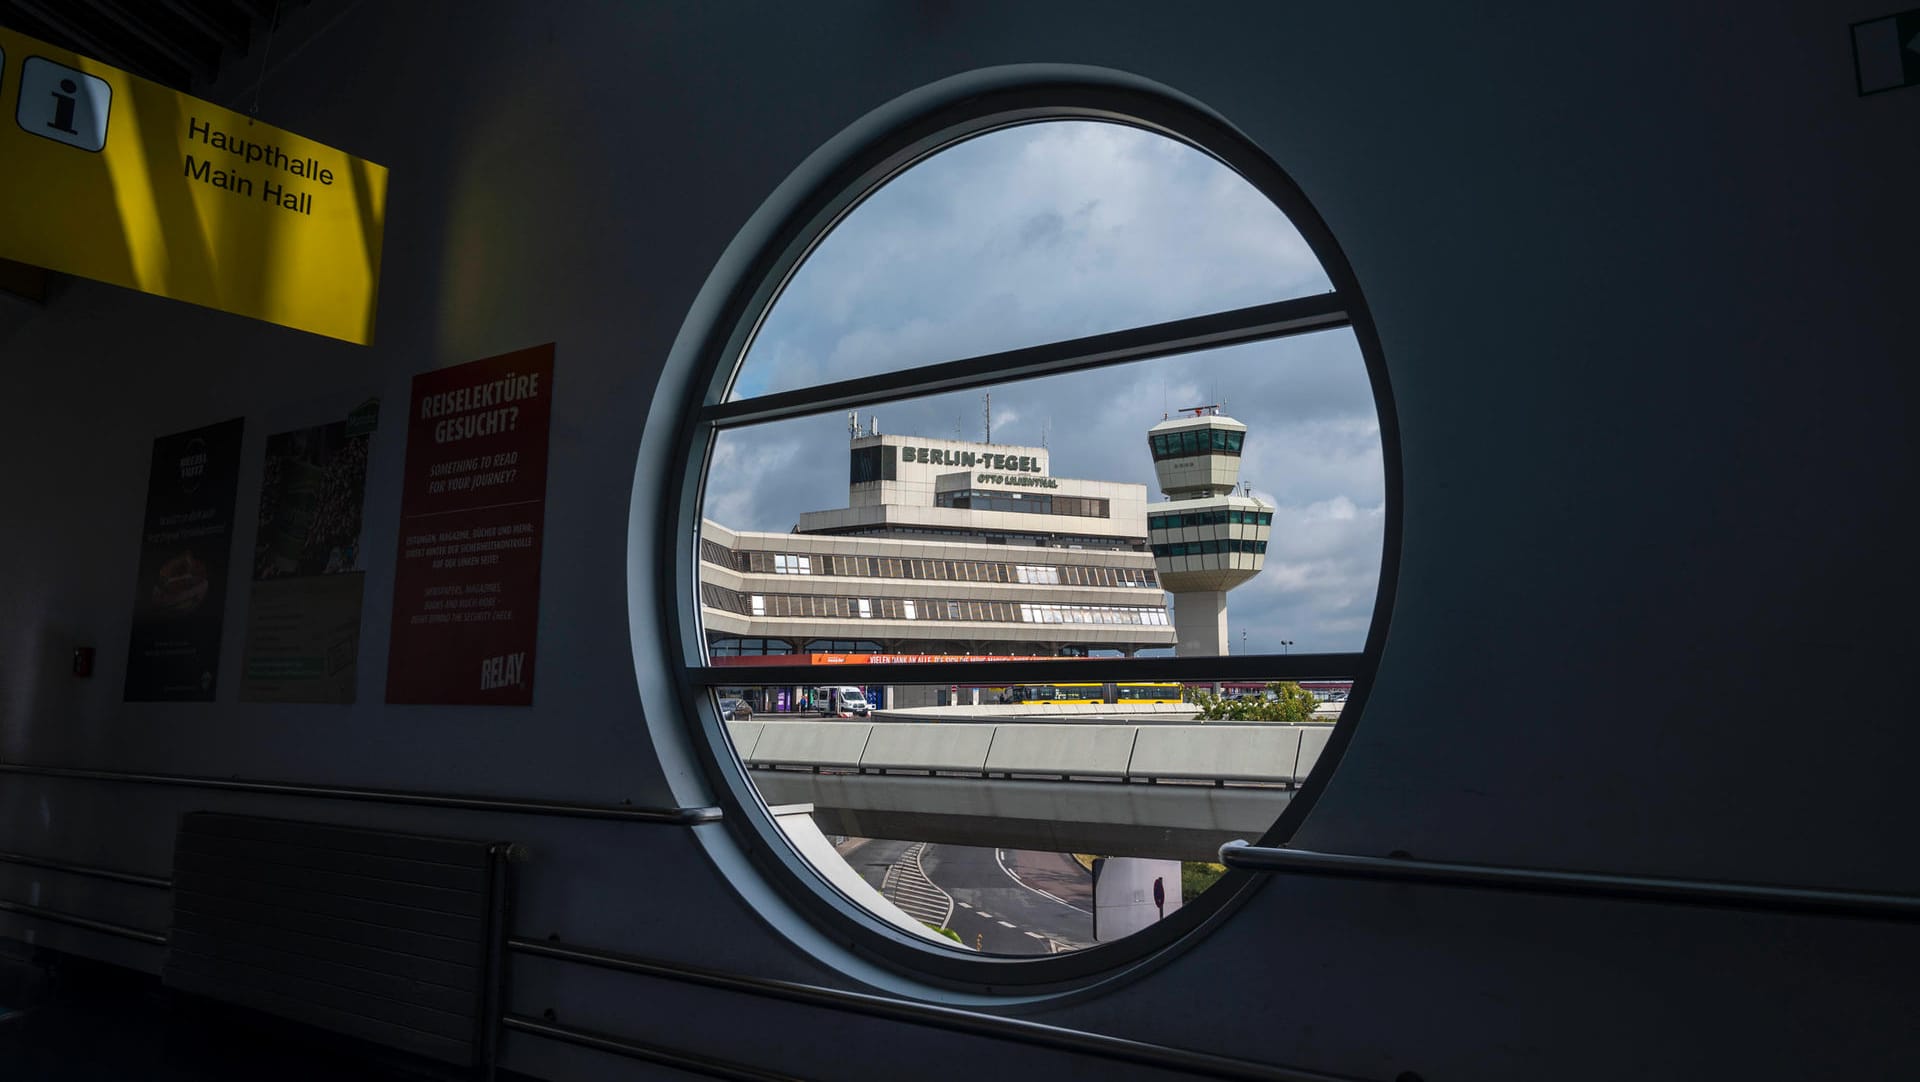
[984,392,991,445]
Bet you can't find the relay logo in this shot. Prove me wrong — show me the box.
[16,56,111,152]
[480,652,526,691]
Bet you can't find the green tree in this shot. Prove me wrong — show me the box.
[1181,861,1226,902]
[1190,681,1321,723]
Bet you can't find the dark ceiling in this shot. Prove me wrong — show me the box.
[0,0,310,92]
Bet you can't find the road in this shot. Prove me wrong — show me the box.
[836,837,1094,955]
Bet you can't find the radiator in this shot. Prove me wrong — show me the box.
[163,812,509,1069]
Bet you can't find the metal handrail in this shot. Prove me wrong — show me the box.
[0,850,171,889]
[502,1015,800,1082]
[1218,842,1920,922]
[0,899,168,946]
[0,762,724,825]
[507,937,1359,1082]
[700,294,1352,429]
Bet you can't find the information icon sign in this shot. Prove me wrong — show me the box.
[17,56,111,151]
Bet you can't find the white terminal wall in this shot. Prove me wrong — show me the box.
[0,3,1914,1081]
[796,500,1146,540]
[698,521,1175,650]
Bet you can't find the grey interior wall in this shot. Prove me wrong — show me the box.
[2,3,1914,1080]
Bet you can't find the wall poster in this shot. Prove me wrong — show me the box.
[238,400,379,703]
[124,417,245,701]
[386,344,554,705]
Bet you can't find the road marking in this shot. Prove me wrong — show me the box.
[997,920,1016,928]
[957,902,972,908]
[976,912,992,919]
[993,848,1092,916]
[1024,931,1045,939]
[909,842,956,930]
[878,842,954,929]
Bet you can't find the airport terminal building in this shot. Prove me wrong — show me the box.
[699,433,1177,661]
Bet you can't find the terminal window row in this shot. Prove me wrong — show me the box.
[1021,603,1170,626]
[1151,539,1270,558]
[700,584,1170,626]
[706,638,898,656]
[795,638,885,653]
[1149,427,1245,460]
[933,491,1111,518]
[1147,508,1275,530]
[826,526,1147,551]
[708,637,796,656]
[702,543,1158,588]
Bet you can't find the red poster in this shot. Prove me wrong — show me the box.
[385,344,554,704]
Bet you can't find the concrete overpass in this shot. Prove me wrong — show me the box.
[727,719,1332,861]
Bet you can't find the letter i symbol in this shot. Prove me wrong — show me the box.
[48,79,79,134]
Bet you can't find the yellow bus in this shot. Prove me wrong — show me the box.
[999,682,1185,705]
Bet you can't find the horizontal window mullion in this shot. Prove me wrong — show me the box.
[689,652,1360,689]
[704,294,1350,429]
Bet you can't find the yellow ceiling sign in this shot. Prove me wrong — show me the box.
[0,26,387,344]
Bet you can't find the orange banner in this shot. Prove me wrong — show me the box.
[712,652,1070,667]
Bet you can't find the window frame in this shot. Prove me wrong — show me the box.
[652,81,1402,991]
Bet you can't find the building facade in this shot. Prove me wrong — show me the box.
[700,433,1176,661]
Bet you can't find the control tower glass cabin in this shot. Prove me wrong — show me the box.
[1146,409,1273,656]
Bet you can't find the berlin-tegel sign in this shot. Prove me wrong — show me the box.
[0,26,387,343]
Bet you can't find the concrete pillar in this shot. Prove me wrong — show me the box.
[1171,590,1229,656]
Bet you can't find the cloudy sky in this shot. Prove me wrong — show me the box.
[706,121,1383,654]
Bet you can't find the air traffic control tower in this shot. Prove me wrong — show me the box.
[1147,408,1273,656]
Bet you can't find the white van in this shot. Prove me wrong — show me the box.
[815,686,871,717]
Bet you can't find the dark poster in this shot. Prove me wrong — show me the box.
[124,416,245,701]
[386,344,554,705]
[239,400,379,703]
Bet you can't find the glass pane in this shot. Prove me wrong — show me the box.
[729,120,1333,400]
[703,330,1381,661]
[699,330,1380,952]
[711,676,1347,955]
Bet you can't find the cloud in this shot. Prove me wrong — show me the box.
[734,122,1330,398]
[705,120,1383,653]
[1232,497,1387,653]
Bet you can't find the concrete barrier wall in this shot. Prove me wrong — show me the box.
[1298,725,1333,777]
[1131,725,1303,783]
[724,721,765,759]
[745,721,873,768]
[742,720,1325,784]
[859,724,997,772]
[984,724,1139,777]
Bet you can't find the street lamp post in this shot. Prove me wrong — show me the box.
[1280,639,1294,655]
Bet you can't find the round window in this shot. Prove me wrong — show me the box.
[658,81,1397,987]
